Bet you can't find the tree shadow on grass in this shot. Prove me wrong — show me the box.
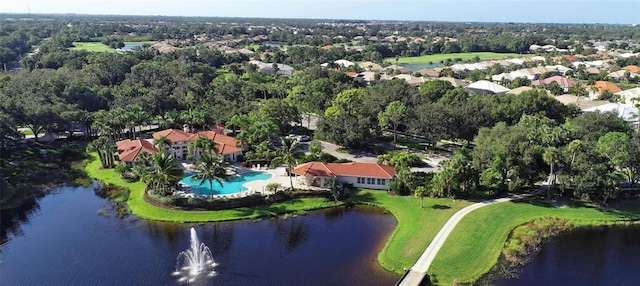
[431,204,451,210]
[598,201,640,220]
[510,196,555,208]
[346,190,379,205]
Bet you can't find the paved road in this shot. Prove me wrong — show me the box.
[315,140,448,172]
[398,192,538,286]
[317,140,379,163]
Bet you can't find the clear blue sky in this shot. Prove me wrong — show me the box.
[1,0,639,24]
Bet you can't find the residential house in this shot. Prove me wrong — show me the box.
[382,64,412,74]
[248,60,295,77]
[358,61,383,71]
[437,76,468,88]
[508,86,542,95]
[464,80,510,96]
[532,76,576,93]
[530,56,546,62]
[586,81,622,100]
[552,95,609,110]
[392,74,427,86]
[152,128,243,162]
[416,67,440,78]
[116,139,159,166]
[359,71,392,84]
[583,103,639,130]
[291,161,395,190]
[150,42,180,54]
[615,87,640,107]
[321,59,355,68]
[450,63,489,72]
[607,70,640,82]
[622,65,640,73]
[491,70,536,82]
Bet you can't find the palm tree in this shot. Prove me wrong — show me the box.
[567,139,582,167]
[143,152,184,196]
[87,136,116,168]
[543,147,561,198]
[249,120,279,145]
[271,137,299,190]
[226,114,251,136]
[191,153,229,198]
[415,186,428,208]
[135,151,153,167]
[571,84,587,103]
[125,105,149,139]
[154,135,171,153]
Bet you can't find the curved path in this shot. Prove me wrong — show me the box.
[398,192,537,286]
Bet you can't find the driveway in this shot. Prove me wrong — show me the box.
[316,140,379,163]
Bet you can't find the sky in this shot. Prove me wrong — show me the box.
[1,0,639,24]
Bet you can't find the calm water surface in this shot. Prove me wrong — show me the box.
[495,225,640,286]
[0,185,399,285]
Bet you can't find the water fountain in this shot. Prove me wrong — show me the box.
[173,227,218,283]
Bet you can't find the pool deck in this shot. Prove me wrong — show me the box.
[175,165,325,199]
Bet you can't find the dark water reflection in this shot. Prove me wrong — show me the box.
[0,186,400,285]
[495,225,640,286]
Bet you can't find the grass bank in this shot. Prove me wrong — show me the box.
[386,52,530,64]
[348,191,471,273]
[428,198,640,285]
[85,153,342,222]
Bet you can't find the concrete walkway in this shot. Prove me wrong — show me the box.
[398,192,537,286]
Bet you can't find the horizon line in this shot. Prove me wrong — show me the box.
[0,12,637,26]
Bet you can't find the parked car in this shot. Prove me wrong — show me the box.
[286,134,311,142]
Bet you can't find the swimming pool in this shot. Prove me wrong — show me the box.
[179,171,273,196]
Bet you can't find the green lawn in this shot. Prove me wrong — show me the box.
[349,191,471,273]
[70,41,156,52]
[428,198,640,285]
[70,42,113,52]
[386,52,531,64]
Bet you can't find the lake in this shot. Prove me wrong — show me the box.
[494,225,640,286]
[0,185,400,285]
[400,62,444,72]
[116,44,143,52]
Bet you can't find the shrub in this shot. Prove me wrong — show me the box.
[266,182,282,193]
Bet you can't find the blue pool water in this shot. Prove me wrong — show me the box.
[180,171,273,195]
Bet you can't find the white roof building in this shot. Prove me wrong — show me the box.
[531,56,546,62]
[464,80,510,96]
[450,63,489,72]
[321,59,355,67]
[491,70,536,82]
[583,103,638,124]
[615,88,640,108]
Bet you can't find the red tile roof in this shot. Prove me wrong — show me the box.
[153,128,194,142]
[345,71,359,78]
[216,143,242,155]
[152,129,241,155]
[622,65,640,73]
[588,81,622,94]
[292,161,395,179]
[116,139,159,162]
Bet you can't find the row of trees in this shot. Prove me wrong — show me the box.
[420,112,639,203]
